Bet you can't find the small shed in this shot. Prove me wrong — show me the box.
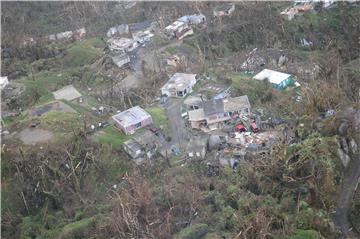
[253,69,293,89]
[52,85,82,101]
[161,73,197,98]
[112,106,153,135]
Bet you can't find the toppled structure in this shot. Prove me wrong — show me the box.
[186,135,209,159]
[110,52,130,68]
[253,69,293,89]
[52,85,82,101]
[213,3,235,17]
[107,37,138,52]
[167,55,186,68]
[112,106,153,135]
[48,28,86,41]
[280,1,314,20]
[164,14,205,40]
[123,130,162,164]
[0,76,9,90]
[106,24,129,38]
[161,73,197,98]
[188,95,251,131]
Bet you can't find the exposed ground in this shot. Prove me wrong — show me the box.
[18,128,53,144]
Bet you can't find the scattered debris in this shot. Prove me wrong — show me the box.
[111,52,131,68]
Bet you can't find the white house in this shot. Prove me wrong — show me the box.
[161,73,197,98]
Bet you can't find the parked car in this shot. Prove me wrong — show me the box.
[235,122,246,133]
[250,121,259,133]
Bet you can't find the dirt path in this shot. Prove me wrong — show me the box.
[333,154,360,238]
[18,128,53,144]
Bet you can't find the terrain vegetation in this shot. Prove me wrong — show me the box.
[1,1,360,239]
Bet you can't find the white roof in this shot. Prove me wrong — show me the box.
[0,76,9,89]
[161,73,197,91]
[112,106,151,128]
[253,69,292,84]
[52,85,82,101]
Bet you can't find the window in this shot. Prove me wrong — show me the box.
[135,122,141,128]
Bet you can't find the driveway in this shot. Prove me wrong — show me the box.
[165,98,188,150]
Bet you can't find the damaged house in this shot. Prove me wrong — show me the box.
[164,20,194,40]
[253,69,294,89]
[107,37,139,52]
[161,73,197,98]
[123,130,162,165]
[188,95,251,131]
[110,52,130,68]
[112,106,153,135]
[213,3,235,17]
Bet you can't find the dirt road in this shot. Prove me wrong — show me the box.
[165,98,188,150]
[333,154,360,238]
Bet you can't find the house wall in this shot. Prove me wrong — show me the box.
[273,76,293,89]
[116,116,153,135]
[206,112,231,125]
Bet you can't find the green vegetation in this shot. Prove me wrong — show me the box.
[96,125,132,147]
[174,223,209,239]
[290,229,324,239]
[146,107,170,135]
[60,217,95,238]
[63,38,105,67]
[40,110,81,133]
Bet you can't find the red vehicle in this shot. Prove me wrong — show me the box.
[235,122,246,133]
[250,121,259,133]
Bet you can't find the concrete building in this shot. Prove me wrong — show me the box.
[161,73,197,98]
[188,95,251,131]
[112,106,153,135]
[52,85,82,101]
[164,21,194,40]
[123,130,161,164]
[253,69,293,89]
